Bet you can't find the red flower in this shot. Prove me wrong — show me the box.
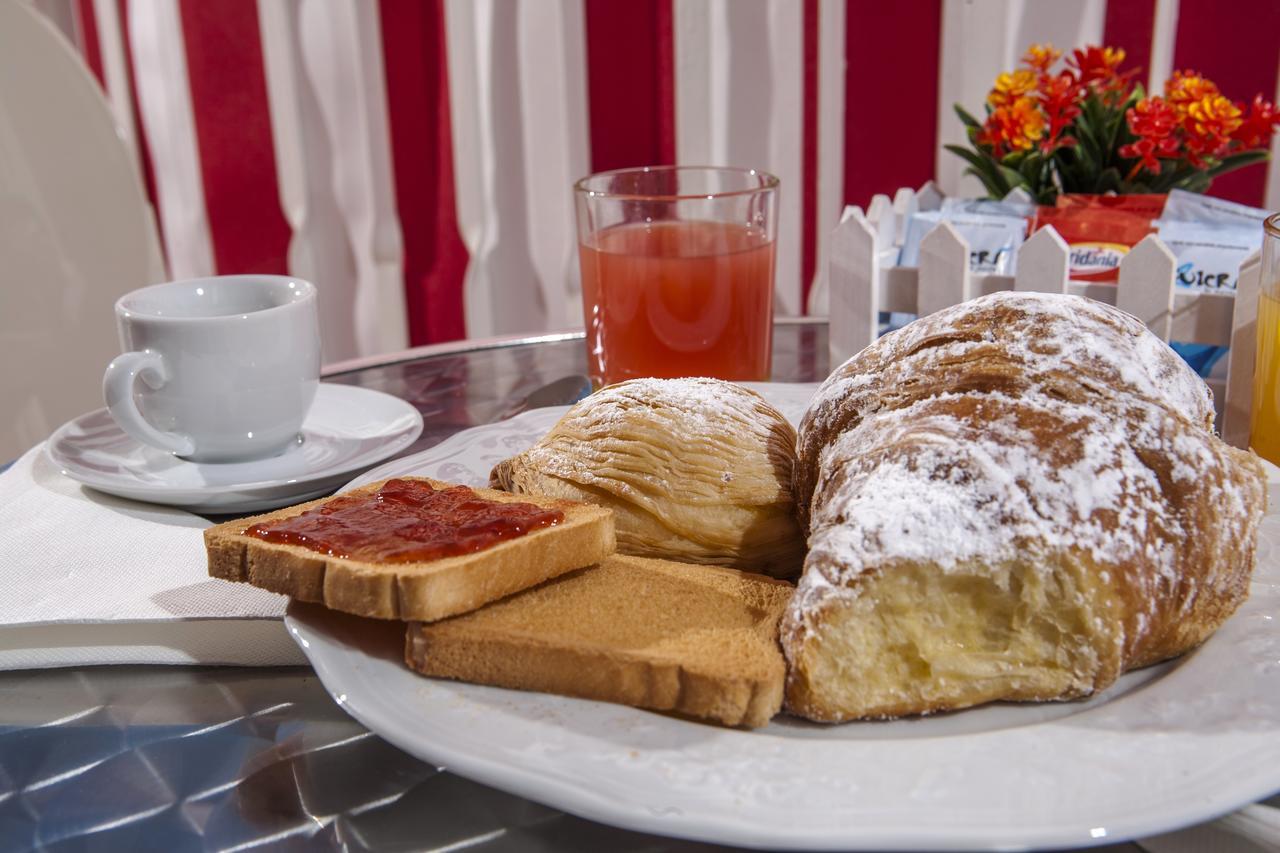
[1120,97,1180,176]
[950,42,1279,200]
[1127,96,1180,140]
[1232,94,1280,150]
[1037,71,1083,151]
[1067,46,1133,98]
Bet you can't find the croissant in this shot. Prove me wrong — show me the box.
[492,377,805,578]
[785,291,1266,721]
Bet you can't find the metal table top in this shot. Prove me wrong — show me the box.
[0,321,1267,851]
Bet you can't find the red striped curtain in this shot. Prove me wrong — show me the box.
[62,0,1280,350]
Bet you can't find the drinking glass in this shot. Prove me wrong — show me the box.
[1251,213,1280,463]
[573,166,779,387]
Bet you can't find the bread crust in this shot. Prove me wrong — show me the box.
[794,290,1216,529]
[405,555,793,728]
[785,292,1267,721]
[206,477,615,622]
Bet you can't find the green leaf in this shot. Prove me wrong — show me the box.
[1074,94,1126,174]
[962,165,1007,199]
[1072,112,1105,166]
[1178,172,1213,194]
[1073,141,1099,176]
[1025,154,1057,201]
[944,144,1008,198]
[954,104,984,129]
[1100,108,1130,160]
[959,167,1005,199]
[1053,147,1085,192]
[1019,152,1046,188]
[1079,95,1104,132]
[1120,176,1152,194]
[1066,87,1143,179]
[1095,167,1122,193]
[1146,158,1206,193]
[1207,150,1270,177]
[944,143,1000,178]
[997,164,1025,192]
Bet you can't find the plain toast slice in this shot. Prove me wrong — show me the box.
[206,477,615,621]
[405,554,793,728]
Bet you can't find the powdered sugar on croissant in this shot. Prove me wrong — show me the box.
[795,292,1215,527]
[786,292,1265,722]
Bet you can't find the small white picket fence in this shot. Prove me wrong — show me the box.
[821,184,1260,450]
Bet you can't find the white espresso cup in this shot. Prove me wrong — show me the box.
[103,275,321,463]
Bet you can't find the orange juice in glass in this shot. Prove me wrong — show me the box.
[1251,213,1280,462]
[573,166,778,386]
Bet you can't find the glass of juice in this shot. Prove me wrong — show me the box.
[1251,213,1280,463]
[573,166,778,386]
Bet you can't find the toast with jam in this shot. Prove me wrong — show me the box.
[205,477,615,621]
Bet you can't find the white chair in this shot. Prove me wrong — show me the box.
[0,1,166,462]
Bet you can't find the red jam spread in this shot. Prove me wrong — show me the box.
[245,479,564,563]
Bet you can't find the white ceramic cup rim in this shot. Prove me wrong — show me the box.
[115,274,316,322]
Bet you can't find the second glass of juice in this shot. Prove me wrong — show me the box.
[573,166,778,386]
[1251,213,1280,463]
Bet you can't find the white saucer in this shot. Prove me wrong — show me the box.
[45,384,424,513]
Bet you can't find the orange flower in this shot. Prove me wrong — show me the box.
[987,69,1038,109]
[1164,70,1220,116]
[1182,93,1243,165]
[1022,43,1062,75]
[950,40,1280,200]
[980,96,1045,156]
[1185,94,1243,137]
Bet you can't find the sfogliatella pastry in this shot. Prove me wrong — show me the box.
[785,291,1266,721]
[492,377,805,579]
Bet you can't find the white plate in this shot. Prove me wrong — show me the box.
[349,381,821,490]
[46,383,423,513]
[288,382,1280,850]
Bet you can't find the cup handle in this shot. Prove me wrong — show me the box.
[102,351,196,456]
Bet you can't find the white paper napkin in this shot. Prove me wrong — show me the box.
[0,445,307,668]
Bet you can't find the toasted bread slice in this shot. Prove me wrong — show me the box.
[206,477,615,622]
[405,554,793,728]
